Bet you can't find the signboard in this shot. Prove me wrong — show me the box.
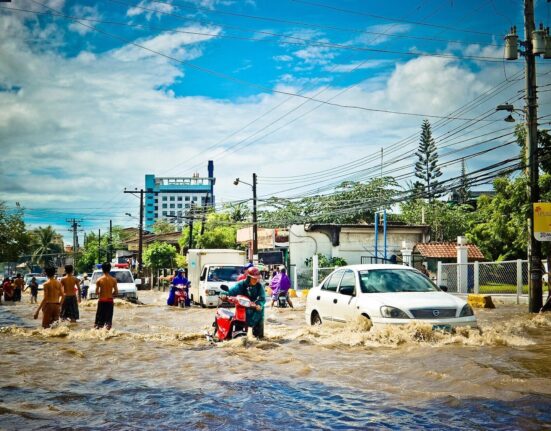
[258,251,284,265]
[534,203,551,241]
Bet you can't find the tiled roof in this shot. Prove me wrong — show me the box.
[415,243,485,260]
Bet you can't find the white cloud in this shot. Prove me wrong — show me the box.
[273,54,293,62]
[352,23,413,47]
[0,10,545,243]
[325,60,392,73]
[112,25,221,61]
[68,5,101,35]
[127,0,175,21]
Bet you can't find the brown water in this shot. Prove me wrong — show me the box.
[1,291,551,430]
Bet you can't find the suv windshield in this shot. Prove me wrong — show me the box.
[207,266,242,282]
[359,269,439,293]
[91,271,134,284]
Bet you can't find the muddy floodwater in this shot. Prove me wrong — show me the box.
[1,290,551,430]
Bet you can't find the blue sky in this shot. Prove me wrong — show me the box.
[1,0,550,244]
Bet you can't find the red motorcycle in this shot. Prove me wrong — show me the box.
[169,284,188,308]
[207,285,257,342]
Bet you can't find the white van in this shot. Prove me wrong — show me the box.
[187,249,246,307]
[88,267,140,300]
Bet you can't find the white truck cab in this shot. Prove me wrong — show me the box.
[187,249,246,307]
[88,264,140,300]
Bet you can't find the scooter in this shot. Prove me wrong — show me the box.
[169,284,189,307]
[207,284,257,342]
[275,292,288,308]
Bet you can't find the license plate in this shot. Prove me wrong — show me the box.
[432,324,453,332]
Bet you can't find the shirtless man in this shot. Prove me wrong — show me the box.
[60,265,81,323]
[94,262,118,330]
[13,274,24,302]
[34,267,63,328]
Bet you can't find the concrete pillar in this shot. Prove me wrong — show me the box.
[401,240,413,267]
[312,254,319,289]
[437,261,443,287]
[516,259,523,304]
[474,261,479,294]
[456,236,469,294]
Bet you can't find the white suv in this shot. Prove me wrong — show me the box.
[88,268,139,300]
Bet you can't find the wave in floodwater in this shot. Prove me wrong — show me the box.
[1,311,550,351]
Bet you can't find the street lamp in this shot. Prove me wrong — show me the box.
[234,174,258,259]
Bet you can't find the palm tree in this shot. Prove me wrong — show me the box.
[32,226,63,267]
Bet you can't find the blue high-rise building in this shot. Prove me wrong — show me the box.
[144,161,215,230]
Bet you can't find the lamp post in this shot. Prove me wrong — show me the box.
[234,174,257,260]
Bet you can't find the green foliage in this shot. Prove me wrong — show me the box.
[399,199,473,242]
[466,174,551,260]
[143,242,177,270]
[152,219,176,234]
[260,178,399,226]
[179,210,242,251]
[0,202,31,262]
[77,226,133,273]
[31,225,63,266]
[225,202,250,223]
[457,159,471,204]
[413,120,443,202]
[304,254,348,268]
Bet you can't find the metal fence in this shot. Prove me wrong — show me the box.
[437,260,530,302]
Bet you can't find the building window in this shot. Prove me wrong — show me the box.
[177,196,182,201]
[170,204,175,209]
[185,204,190,209]
[185,196,190,201]
[162,204,167,209]
[170,211,175,216]
[162,196,167,201]
[162,211,167,216]
[192,196,198,202]
[170,196,175,201]
[178,211,182,217]
[177,204,182,209]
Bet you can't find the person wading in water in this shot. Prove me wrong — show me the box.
[60,265,81,323]
[94,262,118,330]
[34,267,63,328]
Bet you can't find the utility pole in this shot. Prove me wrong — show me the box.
[252,173,258,257]
[98,229,101,263]
[66,218,82,268]
[108,220,113,263]
[188,203,195,251]
[200,193,209,235]
[524,0,543,312]
[124,188,144,275]
[503,0,547,312]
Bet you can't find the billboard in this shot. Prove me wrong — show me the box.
[258,251,284,265]
[534,203,551,241]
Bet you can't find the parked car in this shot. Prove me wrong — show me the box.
[305,264,477,329]
[88,267,140,300]
[35,277,48,290]
[24,273,42,285]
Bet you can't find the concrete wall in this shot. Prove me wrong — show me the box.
[289,224,428,271]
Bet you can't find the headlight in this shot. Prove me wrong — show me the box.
[206,289,217,296]
[380,306,409,319]
[459,304,474,317]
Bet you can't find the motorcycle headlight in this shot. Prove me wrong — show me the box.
[238,298,251,307]
[459,304,474,317]
[380,306,409,319]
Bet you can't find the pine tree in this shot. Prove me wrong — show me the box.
[457,158,470,204]
[414,120,443,202]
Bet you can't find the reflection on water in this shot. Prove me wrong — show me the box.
[1,291,551,430]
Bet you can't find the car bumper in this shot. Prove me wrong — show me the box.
[371,316,477,328]
[88,292,138,300]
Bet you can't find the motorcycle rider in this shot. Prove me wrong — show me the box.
[270,266,293,308]
[167,268,190,306]
[220,267,265,338]
[237,262,254,281]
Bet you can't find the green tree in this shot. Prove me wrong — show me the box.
[399,200,473,242]
[260,178,399,226]
[179,211,242,250]
[143,242,177,270]
[457,158,471,204]
[76,226,133,273]
[225,202,251,223]
[0,202,31,262]
[413,120,443,202]
[31,226,63,267]
[152,219,176,234]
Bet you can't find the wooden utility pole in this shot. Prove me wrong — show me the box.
[524,0,543,312]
